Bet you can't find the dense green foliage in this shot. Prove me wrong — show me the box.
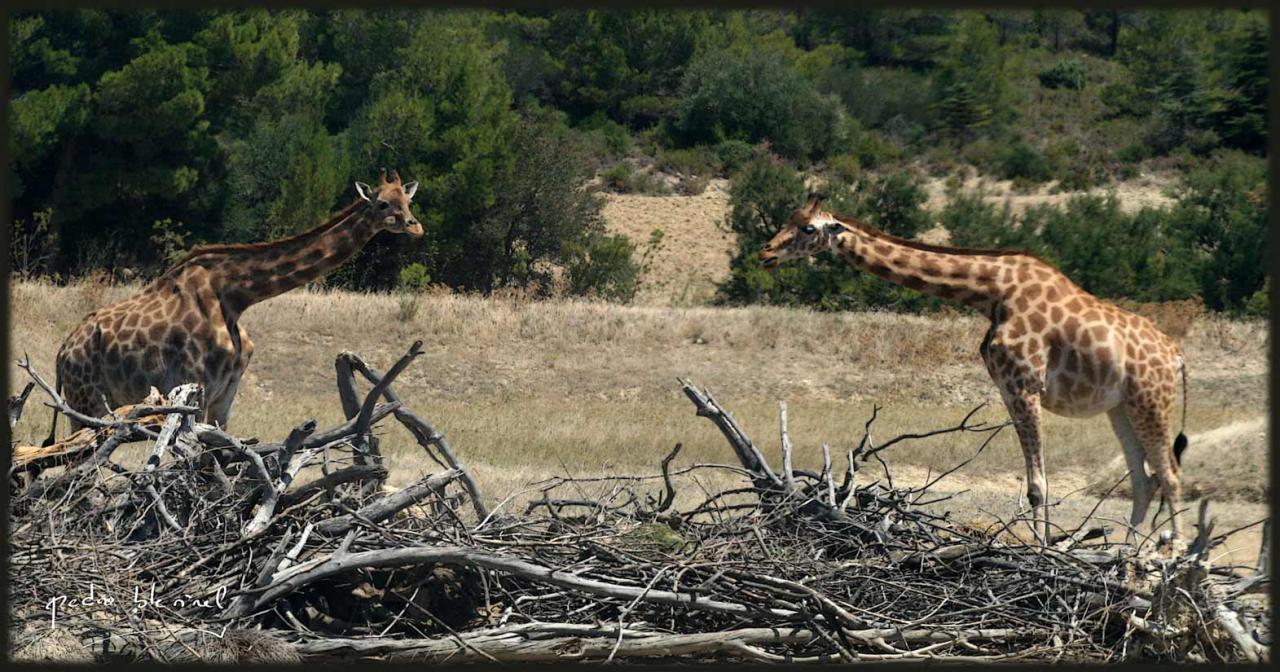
[8,8,1268,312]
[721,149,1266,314]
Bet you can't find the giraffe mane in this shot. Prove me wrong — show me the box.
[155,199,368,281]
[829,213,1049,262]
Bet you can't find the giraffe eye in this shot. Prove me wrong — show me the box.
[378,201,390,210]
[802,224,816,234]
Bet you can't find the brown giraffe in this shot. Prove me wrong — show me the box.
[45,170,423,442]
[758,195,1189,543]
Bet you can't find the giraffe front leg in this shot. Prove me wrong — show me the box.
[997,389,1050,545]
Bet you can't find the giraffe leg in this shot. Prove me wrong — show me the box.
[1125,398,1182,539]
[1000,390,1049,544]
[1107,408,1154,544]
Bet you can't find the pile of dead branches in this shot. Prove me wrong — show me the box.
[7,341,1270,664]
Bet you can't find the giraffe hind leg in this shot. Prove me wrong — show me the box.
[1124,399,1182,539]
[1108,407,1154,544]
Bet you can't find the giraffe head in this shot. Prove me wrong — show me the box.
[354,168,424,237]
[757,194,843,270]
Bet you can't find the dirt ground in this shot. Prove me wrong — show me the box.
[601,178,735,306]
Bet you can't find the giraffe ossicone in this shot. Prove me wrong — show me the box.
[46,171,425,444]
[759,194,1190,544]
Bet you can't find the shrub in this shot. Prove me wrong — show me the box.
[1245,279,1268,319]
[671,48,849,161]
[675,175,710,196]
[714,140,756,174]
[602,163,671,195]
[1000,142,1052,183]
[396,262,431,322]
[565,233,639,302]
[853,131,900,170]
[657,146,717,177]
[858,171,930,239]
[1115,142,1150,164]
[1167,150,1268,313]
[577,111,633,158]
[602,163,634,191]
[826,154,861,186]
[398,262,432,291]
[940,190,1024,250]
[959,136,1004,175]
[1038,59,1087,90]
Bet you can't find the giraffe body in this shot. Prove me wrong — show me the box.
[48,171,422,435]
[759,195,1188,542]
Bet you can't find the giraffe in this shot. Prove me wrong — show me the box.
[758,194,1189,544]
[45,170,423,443]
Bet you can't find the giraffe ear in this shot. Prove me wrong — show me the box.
[403,181,418,199]
[355,181,373,202]
[803,193,826,214]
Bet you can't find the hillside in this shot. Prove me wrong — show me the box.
[601,171,1181,306]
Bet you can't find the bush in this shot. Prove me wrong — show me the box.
[856,171,930,239]
[853,131,901,170]
[565,233,639,302]
[1167,150,1268,313]
[671,48,849,161]
[675,175,710,196]
[398,262,432,291]
[714,140,757,174]
[602,163,671,195]
[657,146,717,177]
[1038,59,1087,90]
[959,137,1004,175]
[602,163,633,191]
[1000,141,1052,183]
[1245,279,1268,319]
[396,262,431,322]
[826,154,861,186]
[940,191,1025,250]
[1115,142,1150,164]
[577,111,633,158]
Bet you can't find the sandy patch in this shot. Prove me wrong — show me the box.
[601,178,734,306]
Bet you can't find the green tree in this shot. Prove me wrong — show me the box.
[1211,17,1268,154]
[932,14,1012,138]
[338,12,518,290]
[469,111,621,294]
[1168,151,1268,313]
[671,47,850,161]
[544,10,711,127]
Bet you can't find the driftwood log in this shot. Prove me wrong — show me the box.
[7,344,1270,664]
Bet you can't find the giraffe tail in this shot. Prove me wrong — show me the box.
[41,351,63,448]
[1172,355,1188,467]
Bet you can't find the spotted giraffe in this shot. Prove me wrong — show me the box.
[46,170,423,441]
[758,195,1189,543]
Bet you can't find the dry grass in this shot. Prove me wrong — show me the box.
[9,278,1269,563]
[601,178,734,306]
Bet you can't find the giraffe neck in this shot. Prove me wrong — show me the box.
[158,199,379,317]
[826,215,1018,315]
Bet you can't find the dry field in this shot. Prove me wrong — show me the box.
[9,275,1269,565]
